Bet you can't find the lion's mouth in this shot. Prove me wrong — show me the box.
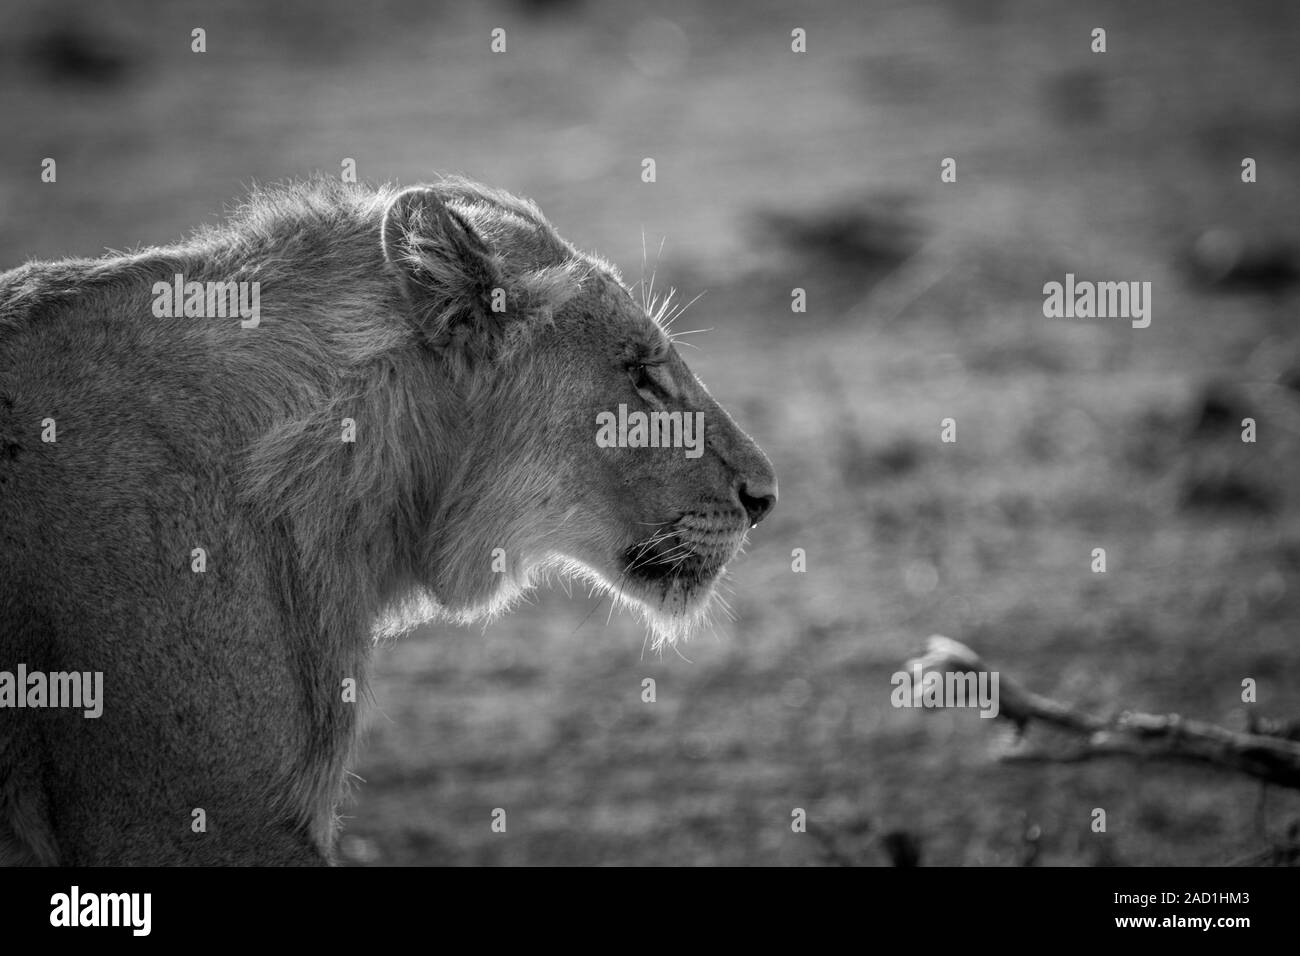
[597,523,747,643]
[622,535,714,586]
[621,526,741,594]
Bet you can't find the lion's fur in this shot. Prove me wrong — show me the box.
[0,177,775,864]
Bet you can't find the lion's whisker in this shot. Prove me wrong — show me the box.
[661,289,706,332]
[645,235,666,314]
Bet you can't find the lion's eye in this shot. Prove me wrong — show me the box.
[627,355,669,394]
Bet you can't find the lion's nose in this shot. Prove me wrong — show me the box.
[738,476,777,528]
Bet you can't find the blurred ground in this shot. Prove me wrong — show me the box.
[3,0,1300,865]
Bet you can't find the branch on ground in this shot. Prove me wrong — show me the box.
[905,636,1300,790]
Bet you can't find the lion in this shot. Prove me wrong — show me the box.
[0,177,777,865]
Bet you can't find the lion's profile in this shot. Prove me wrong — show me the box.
[0,178,777,865]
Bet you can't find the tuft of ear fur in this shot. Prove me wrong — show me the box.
[381,187,507,354]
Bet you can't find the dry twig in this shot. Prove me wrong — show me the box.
[905,636,1300,789]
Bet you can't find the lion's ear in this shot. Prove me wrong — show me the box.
[381,187,504,349]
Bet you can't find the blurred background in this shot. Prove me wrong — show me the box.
[3,0,1300,865]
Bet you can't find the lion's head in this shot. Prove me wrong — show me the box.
[380,181,777,645]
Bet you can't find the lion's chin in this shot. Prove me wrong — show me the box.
[547,550,726,648]
[616,575,720,648]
